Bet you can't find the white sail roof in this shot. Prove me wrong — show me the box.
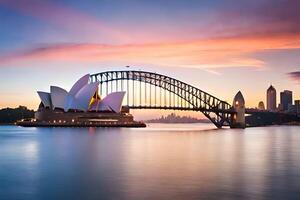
[74,82,99,111]
[37,74,126,113]
[69,74,90,96]
[98,91,125,113]
[37,91,52,108]
[50,86,68,110]
[64,94,84,111]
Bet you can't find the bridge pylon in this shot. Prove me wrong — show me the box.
[230,91,246,128]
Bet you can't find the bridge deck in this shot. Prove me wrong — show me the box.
[128,106,236,114]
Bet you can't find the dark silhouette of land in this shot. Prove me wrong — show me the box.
[145,113,210,123]
[0,106,34,124]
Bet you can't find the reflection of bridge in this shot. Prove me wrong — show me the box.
[90,70,234,128]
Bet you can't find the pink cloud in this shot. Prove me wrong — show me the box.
[1,33,300,70]
[288,71,300,83]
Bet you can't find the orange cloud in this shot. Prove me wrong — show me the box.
[1,34,300,70]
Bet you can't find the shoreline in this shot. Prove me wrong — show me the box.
[2,122,300,128]
[16,120,146,128]
[0,123,16,126]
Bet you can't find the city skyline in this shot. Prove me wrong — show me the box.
[1,0,300,120]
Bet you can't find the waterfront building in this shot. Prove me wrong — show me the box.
[280,90,293,111]
[258,101,265,110]
[294,100,300,114]
[267,85,277,111]
[18,74,145,127]
[37,74,126,113]
[278,103,283,111]
[286,100,300,114]
[288,100,300,115]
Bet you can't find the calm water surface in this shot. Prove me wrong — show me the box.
[0,124,300,200]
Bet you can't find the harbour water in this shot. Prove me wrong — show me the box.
[0,124,300,200]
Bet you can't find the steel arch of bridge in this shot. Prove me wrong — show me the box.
[90,70,233,128]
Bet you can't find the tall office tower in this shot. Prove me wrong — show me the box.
[267,85,277,111]
[280,90,293,111]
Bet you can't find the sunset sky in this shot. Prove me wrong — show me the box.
[1,0,300,119]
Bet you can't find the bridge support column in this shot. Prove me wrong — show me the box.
[230,91,246,128]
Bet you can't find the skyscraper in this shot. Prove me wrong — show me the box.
[267,85,276,111]
[280,90,293,111]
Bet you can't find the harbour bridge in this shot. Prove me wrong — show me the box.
[90,70,236,128]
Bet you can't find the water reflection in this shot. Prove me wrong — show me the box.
[0,124,300,199]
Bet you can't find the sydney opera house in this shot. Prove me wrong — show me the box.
[18,74,145,127]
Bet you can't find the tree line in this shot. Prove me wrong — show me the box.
[0,106,34,124]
